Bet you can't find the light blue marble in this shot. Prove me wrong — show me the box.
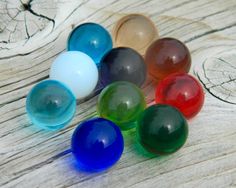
[50,51,98,99]
[26,80,76,130]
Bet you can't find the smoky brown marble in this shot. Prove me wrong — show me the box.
[145,38,191,82]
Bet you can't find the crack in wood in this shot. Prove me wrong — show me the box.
[26,1,55,28]
[185,22,236,43]
[196,56,236,105]
[0,0,56,44]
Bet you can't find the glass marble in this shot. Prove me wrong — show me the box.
[71,118,124,172]
[145,38,191,82]
[26,80,76,130]
[155,73,205,119]
[50,51,98,99]
[67,22,112,67]
[113,14,158,55]
[100,47,146,87]
[97,81,146,130]
[137,104,188,155]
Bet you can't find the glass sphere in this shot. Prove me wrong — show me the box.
[67,22,112,67]
[145,38,191,82]
[26,80,76,130]
[137,104,188,155]
[50,51,98,99]
[155,73,204,119]
[97,81,146,130]
[113,14,158,55]
[71,118,124,172]
[100,47,146,87]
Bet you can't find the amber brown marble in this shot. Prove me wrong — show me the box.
[113,14,158,55]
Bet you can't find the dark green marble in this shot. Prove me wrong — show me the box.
[137,104,188,155]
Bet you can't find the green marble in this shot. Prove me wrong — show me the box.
[137,104,188,155]
[97,81,146,130]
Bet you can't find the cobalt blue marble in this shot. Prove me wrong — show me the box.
[67,23,112,67]
[71,118,124,172]
[26,80,76,130]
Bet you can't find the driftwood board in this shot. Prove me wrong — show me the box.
[0,0,236,187]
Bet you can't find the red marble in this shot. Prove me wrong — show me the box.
[155,73,204,119]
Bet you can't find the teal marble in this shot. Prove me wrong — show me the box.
[67,23,112,67]
[26,80,76,130]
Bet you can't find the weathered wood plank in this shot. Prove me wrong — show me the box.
[0,0,236,187]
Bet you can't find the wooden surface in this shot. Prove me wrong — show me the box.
[0,0,236,187]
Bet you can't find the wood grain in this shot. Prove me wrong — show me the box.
[0,0,236,187]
